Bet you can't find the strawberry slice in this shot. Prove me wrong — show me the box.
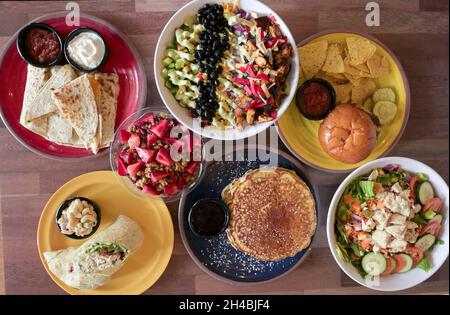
[119,149,133,165]
[134,113,154,127]
[127,161,143,180]
[127,133,140,150]
[142,185,161,196]
[117,158,128,176]
[147,133,159,146]
[150,119,170,139]
[150,171,170,185]
[156,148,173,167]
[177,176,186,190]
[185,161,199,175]
[136,147,156,163]
[164,182,178,196]
[120,130,131,142]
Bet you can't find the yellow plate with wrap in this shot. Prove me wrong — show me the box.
[276,31,410,173]
[37,171,174,295]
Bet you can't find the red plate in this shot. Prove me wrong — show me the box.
[0,12,146,160]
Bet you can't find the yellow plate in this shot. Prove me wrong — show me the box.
[276,31,410,173]
[37,171,174,295]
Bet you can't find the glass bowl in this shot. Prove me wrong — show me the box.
[110,107,207,203]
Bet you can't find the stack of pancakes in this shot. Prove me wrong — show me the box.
[222,167,317,261]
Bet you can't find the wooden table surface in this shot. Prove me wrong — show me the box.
[0,0,448,295]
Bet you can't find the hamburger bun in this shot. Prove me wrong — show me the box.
[319,104,377,164]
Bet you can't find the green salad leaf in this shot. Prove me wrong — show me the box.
[411,214,428,226]
[359,181,374,200]
[85,242,128,255]
[417,258,431,272]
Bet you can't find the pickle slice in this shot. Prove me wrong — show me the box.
[372,87,396,103]
[373,101,398,124]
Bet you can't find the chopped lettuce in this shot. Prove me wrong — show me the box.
[359,181,374,200]
[412,214,428,226]
[417,257,431,272]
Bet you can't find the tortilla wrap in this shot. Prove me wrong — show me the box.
[51,74,100,153]
[43,215,144,291]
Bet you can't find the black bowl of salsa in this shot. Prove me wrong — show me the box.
[296,78,336,120]
[188,198,230,238]
[17,22,63,68]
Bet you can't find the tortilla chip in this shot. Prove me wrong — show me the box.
[327,72,348,81]
[333,83,353,104]
[316,71,348,86]
[343,57,371,79]
[354,62,371,74]
[367,54,391,78]
[343,72,362,86]
[299,40,328,79]
[351,78,377,105]
[322,44,345,73]
[346,37,377,66]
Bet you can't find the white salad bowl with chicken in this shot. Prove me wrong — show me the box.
[154,0,299,140]
[327,157,449,291]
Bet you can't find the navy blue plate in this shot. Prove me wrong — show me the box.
[178,145,318,284]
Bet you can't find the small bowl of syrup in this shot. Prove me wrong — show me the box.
[188,198,230,238]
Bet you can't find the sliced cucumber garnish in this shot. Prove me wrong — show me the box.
[397,253,413,273]
[416,181,434,205]
[362,252,387,276]
[430,214,443,225]
[415,234,436,252]
[422,209,436,220]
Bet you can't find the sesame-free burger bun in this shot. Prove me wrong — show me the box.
[319,104,377,164]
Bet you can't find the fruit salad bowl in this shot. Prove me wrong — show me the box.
[110,107,206,203]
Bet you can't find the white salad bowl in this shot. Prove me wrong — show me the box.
[154,0,299,140]
[327,157,449,291]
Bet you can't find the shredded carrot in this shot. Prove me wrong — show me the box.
[352,200,361,211]
[376,199,384,208]
[360,240,372,250]
[373,182,383,193]
[344,194,353,204]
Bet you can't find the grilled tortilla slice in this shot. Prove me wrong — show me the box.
[26,65,77,122]
[43,215,144,291]
[52,74,100,153]
[92,73,120,148]
[20,65,51,136]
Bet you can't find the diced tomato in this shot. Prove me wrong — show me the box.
[360,240,372,250]
[422,198,444,214]
[376,199,384,209]
[419,221,441,238]
[352,200,361,211]
[196,72,205,80]
[405,246,424,266]
[409,176,419,201]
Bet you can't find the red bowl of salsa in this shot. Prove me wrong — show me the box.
[16,22,63,68]
[296,78,336,120]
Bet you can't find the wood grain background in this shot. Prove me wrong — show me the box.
[0,0,448,295]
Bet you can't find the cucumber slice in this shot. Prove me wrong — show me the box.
[422,209,436,220]
[362,252,387,276]
[416,181,435,205]
[415,234,436,252]
[397,253,413,273]
[431,214,443,224]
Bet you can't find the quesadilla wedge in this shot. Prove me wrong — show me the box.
[51,74,100,153]
[20,65,51,136]
[92,73,120,147]
[43,215,144,291]
[26,65,77,122]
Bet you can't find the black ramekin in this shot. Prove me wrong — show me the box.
[63,27,108,73]
[16,22,63,68]
[296,78,337,121]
